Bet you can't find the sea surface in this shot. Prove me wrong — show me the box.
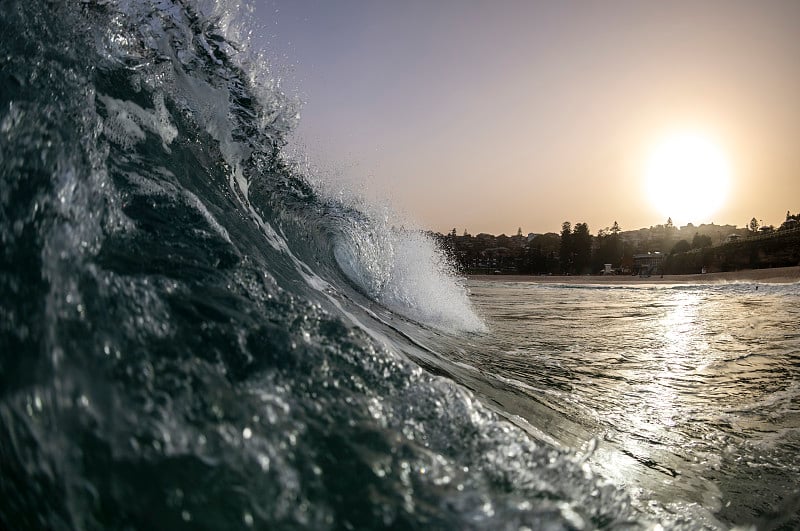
[1,1,798,529]
[464,280,800,529]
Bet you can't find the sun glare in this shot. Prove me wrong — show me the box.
[644,131,731,224]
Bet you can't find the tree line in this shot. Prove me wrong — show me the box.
[435,210,799,275]
[437,221,641,275]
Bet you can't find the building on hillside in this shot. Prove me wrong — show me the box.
[633,252,664,277]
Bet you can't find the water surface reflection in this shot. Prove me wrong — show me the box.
[465,281,800,527]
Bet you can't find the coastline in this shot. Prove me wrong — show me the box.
[467,265,800,284]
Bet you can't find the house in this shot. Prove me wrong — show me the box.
[633,252,664,277]
[779,219,798,231]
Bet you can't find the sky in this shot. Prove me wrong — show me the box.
[253,0,800,235]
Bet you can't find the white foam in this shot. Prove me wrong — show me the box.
[334,218,486,334]
[380,230,486,333]
[98,93,177,151]
[182,190,232,244]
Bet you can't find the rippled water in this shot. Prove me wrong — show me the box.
[464,280,800,528]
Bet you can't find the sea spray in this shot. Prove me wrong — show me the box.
[333,213,486,334]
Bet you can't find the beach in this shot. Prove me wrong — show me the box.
[469,265,800,284]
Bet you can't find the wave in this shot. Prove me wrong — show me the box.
[0,1,699,528]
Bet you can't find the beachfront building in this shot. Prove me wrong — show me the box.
[633,252,664,277]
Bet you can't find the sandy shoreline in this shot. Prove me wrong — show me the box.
[468,266,800,284]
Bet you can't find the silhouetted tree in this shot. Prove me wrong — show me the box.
[748,218,759,233]
[560,221,572,272]
[691,233,712,249]
[594,224,623,271]
[572,222,592,274]
[672,239,691,254]
[522,242,545,274]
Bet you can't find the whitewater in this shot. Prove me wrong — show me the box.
[1,1,798,529]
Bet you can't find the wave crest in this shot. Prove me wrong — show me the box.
[334,214,486,333]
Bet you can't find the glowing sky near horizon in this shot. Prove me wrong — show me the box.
[256,0,800,235]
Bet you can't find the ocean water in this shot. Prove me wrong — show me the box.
[1,1,798,529]
[465,281,800,529]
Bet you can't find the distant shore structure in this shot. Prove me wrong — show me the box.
[633,252,664,277]
[436,212,799,277]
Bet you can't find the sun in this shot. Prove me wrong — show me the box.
[644,131,731,224]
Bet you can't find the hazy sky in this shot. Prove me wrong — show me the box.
[255,0,800,235]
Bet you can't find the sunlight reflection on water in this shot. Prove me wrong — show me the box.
[464,280,800,526]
